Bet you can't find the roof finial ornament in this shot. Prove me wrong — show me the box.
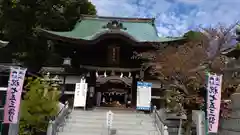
[102,20,127,30]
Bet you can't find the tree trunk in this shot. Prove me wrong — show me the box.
[185,110,192,135]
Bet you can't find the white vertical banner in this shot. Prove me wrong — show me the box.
[136,81,152,110]
[73,82,88,107]
[207,73,222,133]
[4,67,27,124]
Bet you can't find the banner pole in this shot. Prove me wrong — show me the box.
[0,121,2,135]
[204,71,208,135]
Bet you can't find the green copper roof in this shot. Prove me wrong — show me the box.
[39,15,185,42]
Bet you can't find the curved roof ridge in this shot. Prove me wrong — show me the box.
[84,29,138,42]
[81,14,155,23]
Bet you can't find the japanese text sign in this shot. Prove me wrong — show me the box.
[207,73,222,133]
[106,110,114,129]
[4,67,26,124]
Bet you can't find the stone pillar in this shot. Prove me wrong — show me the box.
[219,93,240,135]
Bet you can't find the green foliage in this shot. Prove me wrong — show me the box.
[184,30,202,41]
[164,79,203,115]
[236,43,240,49]
[19,77,60,135]
[0,0,96,69]
[165,89,185,115]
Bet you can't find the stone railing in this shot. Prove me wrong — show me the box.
[219,93,240,135]
[153,106,169,135]
[47,102,71,135]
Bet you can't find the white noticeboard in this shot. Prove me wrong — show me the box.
[73,82,88,108]
[136,81,152,110]
[106,111,114,129]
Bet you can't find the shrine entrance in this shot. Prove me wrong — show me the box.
[38,15,187,110]
[95,77,132,108]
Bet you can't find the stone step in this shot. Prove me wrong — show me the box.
[70,113,153,120]
[64,122,156,130]
[72,108,147,113]
[58,130,159,135]
[71,111,152,118]
[71,115,152,120]
[74,108,139,113]
[70,113,152,118]
[67,117,153,123]
[66,120,154,127]
[61,126,158,135]
[67,119,153,124]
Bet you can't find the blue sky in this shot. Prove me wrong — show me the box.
[89,0,240,36]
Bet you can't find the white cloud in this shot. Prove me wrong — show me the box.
[178,0,204,4]
[89,0,240,36]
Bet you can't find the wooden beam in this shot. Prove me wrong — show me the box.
[80,65,141,72]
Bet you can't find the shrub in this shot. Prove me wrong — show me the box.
[19,77,60,135]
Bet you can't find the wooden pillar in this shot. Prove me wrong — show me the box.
[86,71,96,109]
[131,72,137,108]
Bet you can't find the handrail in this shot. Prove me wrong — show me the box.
[153,106,169,135]
[51,101,68,121]
[47,101,71,135]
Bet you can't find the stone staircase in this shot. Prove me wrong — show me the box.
[58,108,159,135]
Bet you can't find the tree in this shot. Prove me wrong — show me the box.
[236,25,240,42]
[19,77,60,135]
[136,24,238,135]
[0,0,96,70]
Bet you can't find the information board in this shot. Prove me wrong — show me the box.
[136,81,152,110]
[73,82,88,108]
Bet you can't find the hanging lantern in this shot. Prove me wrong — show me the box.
[104,71,107,77]
[62,57,72,66]
[111,70,115,76]
[86,72,90,77]
[120,72,123,78]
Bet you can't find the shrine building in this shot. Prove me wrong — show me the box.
[38,15,186,109]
